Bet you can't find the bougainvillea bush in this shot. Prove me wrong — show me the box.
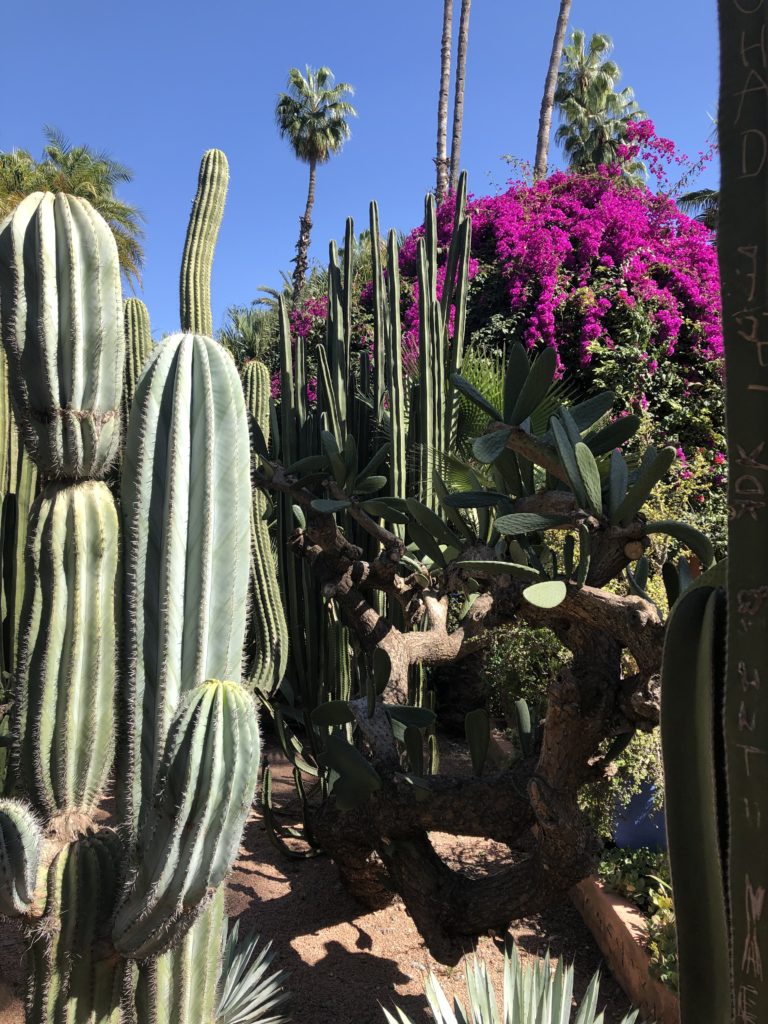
[284,165,725,540]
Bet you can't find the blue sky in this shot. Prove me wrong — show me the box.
[1,2,719,337]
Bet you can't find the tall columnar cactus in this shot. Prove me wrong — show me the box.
[243,359,289,695]
[0,193,124,480]
[122,297,153,427]
[179,149,229,336]
[659,6,768,1021]
[0,158,264,1023]
[15,480,119,819]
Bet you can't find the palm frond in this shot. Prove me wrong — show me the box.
[215,919,290,1024]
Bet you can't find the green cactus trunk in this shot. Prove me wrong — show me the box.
[123,297,153,428]
[15,480,118,820]
[0,192,124,480]
[719,1,768,1017]
[121,332,251,827]
[179,150,229,337]
[242,360,288,695]
[134,890,225,1024]
[0,157,266,1024]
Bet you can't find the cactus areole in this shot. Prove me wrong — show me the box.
[720,1,768,1018]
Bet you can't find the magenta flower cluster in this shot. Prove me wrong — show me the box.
[398,168,722,375]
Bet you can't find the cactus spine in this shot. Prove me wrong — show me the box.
[0,152,265,1024]
[0,193,124,480]
[123,297,153,427]
[15,480,118,819]
[179,149,228,336]
[243,359,289,695]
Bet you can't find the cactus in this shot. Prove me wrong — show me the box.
[0,799,41,916]
[658,5,768,1021]
[242,359,289,695]
[14,480,118,819]
[0,156,270,1023]
[123,297,153,427]
[179,149,229,336]
[0,192,124,480]
[121,330,251,824]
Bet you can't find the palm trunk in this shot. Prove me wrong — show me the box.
[436,0,453,203]
[293,158,317,299]
[534,0,572,181]
[449,0,472,194]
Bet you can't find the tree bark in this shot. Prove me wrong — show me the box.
[436,0,453,203]
[292,158,317,299]
[534,0,573,181]
[449,0,472,194]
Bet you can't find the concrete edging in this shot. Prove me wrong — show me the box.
[570,876,680,1024]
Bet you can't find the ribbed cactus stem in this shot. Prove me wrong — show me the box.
[0,799,41,916]
[27,835,123,1023]
[0,192,125,480]
[121,332,251,829]
[113,680,260,959]
[179,149,229,336]
[123,297,153,427]
[135,891,225,1024]
[243,360,289,695]
[15,480,118,820]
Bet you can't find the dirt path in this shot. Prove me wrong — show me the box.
[0,743,637,1023]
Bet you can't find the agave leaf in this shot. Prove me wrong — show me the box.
[567,390,616,433]
[320,430,346,485]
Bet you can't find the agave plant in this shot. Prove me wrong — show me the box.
[216,919,291,1024]
[383,939,641,1024]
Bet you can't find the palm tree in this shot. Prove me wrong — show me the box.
[449,0,472,193]
[0,127,145,289]
[554,31,645,180]
[275,66,357,299]
[534,0,574,181]
[678,187,719,231]
[435,0,453,202]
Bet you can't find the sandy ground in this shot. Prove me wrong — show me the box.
[0,742,637,1023]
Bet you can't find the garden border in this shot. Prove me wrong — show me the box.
[570,877,680,1024]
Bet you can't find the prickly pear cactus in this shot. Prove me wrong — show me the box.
[0,152,265,1024]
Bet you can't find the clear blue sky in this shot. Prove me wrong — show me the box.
[1,2,719,338]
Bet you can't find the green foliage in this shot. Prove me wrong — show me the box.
[0,158,269,1023]
[0,126,144,288]
[216,920,290,1024]
[645,880,679,993]
[383,937,639,1024]
[599,847,678,993]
